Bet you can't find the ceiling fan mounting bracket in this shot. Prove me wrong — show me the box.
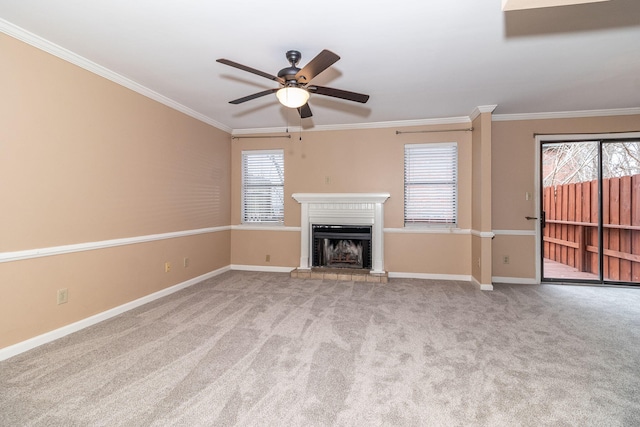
[285,50,302,66]
[277,50,303,81]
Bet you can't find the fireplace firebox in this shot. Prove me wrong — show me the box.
[312,224,372,270]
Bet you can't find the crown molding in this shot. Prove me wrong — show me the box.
[225,106,640,134]
[470,105,498,121]
[5,19,636,134]
[493,107,640,122]
[0,19,232,134]
[231,116,472,136]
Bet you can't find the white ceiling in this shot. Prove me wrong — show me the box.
[1,0,639,133]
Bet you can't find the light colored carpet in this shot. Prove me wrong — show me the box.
[1,271,639,426]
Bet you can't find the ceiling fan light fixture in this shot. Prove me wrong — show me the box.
[276,86,309,108]
[218,49,368,119]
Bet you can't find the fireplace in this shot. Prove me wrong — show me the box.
[291,193,390,274]
[312,224,372,269]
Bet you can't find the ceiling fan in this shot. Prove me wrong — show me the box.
[216,49,369,119]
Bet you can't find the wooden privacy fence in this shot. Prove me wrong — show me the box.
[543,174,640,282]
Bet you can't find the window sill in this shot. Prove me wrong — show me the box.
[232,224,301,232]
[384,226,468,235]
[404,223,457,229]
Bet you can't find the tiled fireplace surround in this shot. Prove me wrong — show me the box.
[291,193,390,283]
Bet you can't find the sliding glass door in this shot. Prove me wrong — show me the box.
[601,141,640,284]
[541,138,640,285]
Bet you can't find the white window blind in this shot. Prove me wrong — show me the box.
[404,143,458,225]
[242,150,284,224]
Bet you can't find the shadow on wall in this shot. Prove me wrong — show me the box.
[504,0,640,38]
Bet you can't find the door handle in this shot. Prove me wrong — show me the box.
[526,212,546,228]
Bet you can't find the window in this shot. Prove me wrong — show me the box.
[404,143,458,226]
[242,150,284,224]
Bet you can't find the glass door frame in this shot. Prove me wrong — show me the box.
[535,132,640,286]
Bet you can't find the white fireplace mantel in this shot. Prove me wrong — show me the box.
[292,193,391,274]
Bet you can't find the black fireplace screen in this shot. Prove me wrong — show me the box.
[312,224,372,269]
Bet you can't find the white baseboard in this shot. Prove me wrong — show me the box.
[471,276,494,291]
[388,271,472,282]
[0,266,231,362]
[230,264,296,273]
[231,267,488,289]
[229,266,478,283]
[389,271,493,290]
[232,266,478,283]
[492,276,539,285]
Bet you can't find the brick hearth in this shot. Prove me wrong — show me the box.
[290,268,388,283]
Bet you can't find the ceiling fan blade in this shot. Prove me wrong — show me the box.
[217,59,285,84]
[294,50,340,83]
[229,88,278,104]
[297,103,313,119]
[308,85,370,103]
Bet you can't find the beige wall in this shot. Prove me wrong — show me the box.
[229,113,640,283]
[0,35,231,349]
[231,229,300,268]
[491,114,640,280]
[230,125,474,276]
[3,29,638,352]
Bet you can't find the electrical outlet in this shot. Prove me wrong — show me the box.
[503,255,510,264]
[165,262,171,272]
[57,288,68,305]
[265,254,271,262]
[325,176,331,184]
[183,257,189,268]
